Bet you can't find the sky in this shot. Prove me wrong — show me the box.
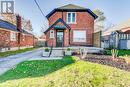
[14,0,130,36]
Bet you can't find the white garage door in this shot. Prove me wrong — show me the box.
[73,30,86,42]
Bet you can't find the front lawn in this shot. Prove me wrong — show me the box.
[105,49,130,56]
[0,56,130,87]
[0,47,38,58]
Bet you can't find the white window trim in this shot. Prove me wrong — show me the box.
[67,12,76,24]
[10,31,16,41]
[50,30,54,39]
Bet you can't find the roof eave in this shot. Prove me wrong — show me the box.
[46,8,98,19]
[44,18,71,34]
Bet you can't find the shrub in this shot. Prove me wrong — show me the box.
[67,48,71,51]
[44,48,49,52]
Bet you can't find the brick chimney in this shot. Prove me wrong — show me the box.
[16,15,22,32]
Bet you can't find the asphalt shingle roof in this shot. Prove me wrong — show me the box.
[57,4,87,10]
[0,19,33,35]
[0,19,18,32]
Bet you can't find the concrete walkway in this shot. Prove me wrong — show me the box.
[0,48,43,75]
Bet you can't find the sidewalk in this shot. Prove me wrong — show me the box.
[0,48,43,75]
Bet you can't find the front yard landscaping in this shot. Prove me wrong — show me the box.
[0,56,130,87]
[0,47,38,58]
[83,54,130,71]
[105,49,130,56]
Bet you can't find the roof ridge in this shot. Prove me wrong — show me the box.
[57,4,87,9]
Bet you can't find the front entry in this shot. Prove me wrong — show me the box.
[56,30,64,47]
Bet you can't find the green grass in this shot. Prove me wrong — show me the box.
[0,47,37,58]
[105,49,130,57]
[0,56,130,87]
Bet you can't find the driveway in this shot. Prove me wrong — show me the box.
[0,48,43,75]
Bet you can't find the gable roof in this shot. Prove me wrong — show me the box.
[0,19,33,35]
[0,19,18,32]
[44,18,71,34]
[46,4,98,19]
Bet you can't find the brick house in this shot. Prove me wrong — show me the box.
[44,4,98,47]
[0,14,37,52]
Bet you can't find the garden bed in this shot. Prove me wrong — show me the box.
[81,54,130,72]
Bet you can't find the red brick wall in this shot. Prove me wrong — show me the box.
[46,28,57,47]
[46,11,94,47]
[10,33,19,47]
[0,28,35,50]
[0,29,11,48]
[19,33,34,47]
[0,29,19,48]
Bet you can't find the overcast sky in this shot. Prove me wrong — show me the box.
[15,0,130,36]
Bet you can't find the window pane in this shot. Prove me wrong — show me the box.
[68,17,71,22]
[73,30,86,42]
[68,13,71,22]
[68,13,71,17]
[10,32,16,41]
[72,13,76,22]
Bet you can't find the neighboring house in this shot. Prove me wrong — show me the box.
[44,4,98,47]
[0,14,37,52]
[102,19,130,49]
[40,34,46,41]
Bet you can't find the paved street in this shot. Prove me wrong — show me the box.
[0,48,43,75]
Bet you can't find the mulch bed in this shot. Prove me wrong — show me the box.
[76,54,130,72]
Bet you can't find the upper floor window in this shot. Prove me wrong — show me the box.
[67,12,76,24]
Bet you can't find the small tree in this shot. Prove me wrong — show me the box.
[111,49,119,59]
[93,9,106,31]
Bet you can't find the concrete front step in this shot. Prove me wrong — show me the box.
[44,46,103,54]
[50,49,64,57]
